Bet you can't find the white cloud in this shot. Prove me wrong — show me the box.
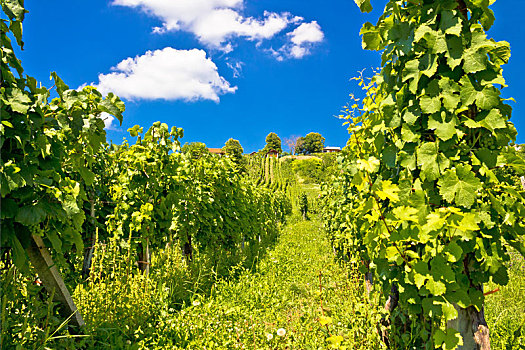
[113,0,297,51]
[289,21,324,46]
[94,47,237,101]
[268,21,324,60]
[286,21,324,58]
[226,60,243,78]
[100,112,117,130]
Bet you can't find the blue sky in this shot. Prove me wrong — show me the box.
[17,0,525,152]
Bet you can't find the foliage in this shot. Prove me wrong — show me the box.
[74,235,163,339]
[281,154,338,184]
[263,132,282,154]
[291,157,324,184]
[495,143,525,190]
[485,249,525,349]
[222,138,245,170]
[296,132,325,155]
[0,264,86,349]
[299,193,308,219]
[323,0,525,348]
[136,217,383,349]
[181,142,210,160]
[107,124,289,265]
[247,153,296,198]
[0,0,125,273]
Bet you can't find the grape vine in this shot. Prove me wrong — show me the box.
[1,0,125,272]
[323,0,525,348]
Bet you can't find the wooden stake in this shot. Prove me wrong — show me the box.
[26,235,85,328]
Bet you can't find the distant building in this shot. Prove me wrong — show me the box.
[208,148,225,155]
[266,150,280,158]
[323,146,341,153]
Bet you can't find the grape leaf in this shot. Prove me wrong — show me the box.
[417,142,450,181]
[354,0,372,13]
[438,164,482,208]
[428,113,457,141]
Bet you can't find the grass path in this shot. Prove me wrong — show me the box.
[162,216,382,349]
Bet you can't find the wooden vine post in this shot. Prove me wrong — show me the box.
[26,236,85,327]
[319,0,525,349]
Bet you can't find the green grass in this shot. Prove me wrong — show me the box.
[485,249,525,349]
[3,184,524,349]
[146,215,383,349]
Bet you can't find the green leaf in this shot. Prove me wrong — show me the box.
[474,149,497,168]
[360,22,382,50]
[9,19,24,48]
[2,0,26,21]
[417,142,449,181]
[434,328,462,350]
[478,109,506,133]
[420,96,441,114]
[402,59,420,94]
[428,113,457,141]
[354,0,372,13]
[393,206,419,222]
[50,72,69,97]
[46,230,63,254]
[376,180,400,202]
[420,53,438,77]
[422,212,446,239]
[15,204,47,226]
[441,303,458,322]
[403,108,419,125]
[100,92,125,125]
[463,47,488,73]
[0,198,18,219]
[414,25,433,43]
[382,145,397,168]
[426,277,447,296]
[128,125,143,137]
[78,166,96,186]
[497,149,525,174]
[438,164,482,208]
[492,266,509,285]
[7,88,32,114]
[8,234,29,274]
[458,212,480,231]
[447,289,471,309]
[440,10,462,36]
[460,76,500,110]
[445,35,463,69]
[489,40,511,66]
[443,241,463,262]
[430,255,456,282]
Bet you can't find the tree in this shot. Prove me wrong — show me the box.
[284,135,300,155]
[326,1,525,348]
[222,138,245,169]
[296,132,325,154]
[263,132,282,154]
[182,142,209,160]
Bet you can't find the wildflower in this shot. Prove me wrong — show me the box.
[192,300,201,307]
[277,328,286,337]
[266,333,274,341]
